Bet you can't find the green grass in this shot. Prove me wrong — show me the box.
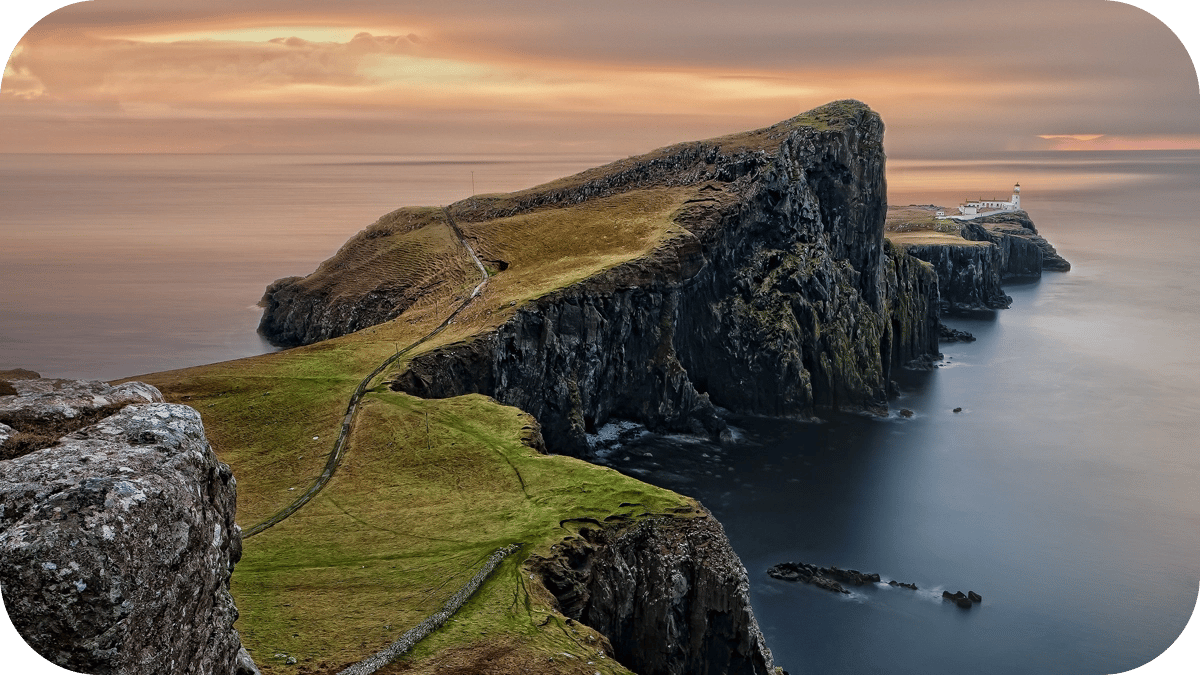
[230,392,686,673]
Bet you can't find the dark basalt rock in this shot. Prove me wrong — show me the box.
[767,561,913,595]
[531,513,775,675]
[965,211,1071,274]
[900,240,1012,314]
[391,101,941,455]
[939,323,977,343]
[943,590,982,608]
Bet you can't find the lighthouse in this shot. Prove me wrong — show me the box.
[1012,182,1021,210]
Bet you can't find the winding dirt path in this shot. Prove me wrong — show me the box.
[244,207,487,538]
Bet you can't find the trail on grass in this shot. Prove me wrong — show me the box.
[243,207,488,538]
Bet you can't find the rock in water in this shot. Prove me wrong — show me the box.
[0,394,256,675]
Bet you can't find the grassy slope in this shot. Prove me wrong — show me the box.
[134,187,699,674]
[884,205,989,248]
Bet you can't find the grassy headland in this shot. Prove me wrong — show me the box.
[128,106,873,673]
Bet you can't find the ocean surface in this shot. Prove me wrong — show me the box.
[2,150,1198,674]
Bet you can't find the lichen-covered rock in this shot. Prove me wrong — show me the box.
[531,512,774,675]
[0,379,163,429]
[0,401,255,675]
[0,379,166,461]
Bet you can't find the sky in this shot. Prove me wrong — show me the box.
[0,0,1198,158]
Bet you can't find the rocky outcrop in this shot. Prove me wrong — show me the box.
[963,211,1070,273]
[767,561,917,594]
[0,380,256,675]
[897,240,1012,313]
[393,101,941,453]
[530,512,774,675]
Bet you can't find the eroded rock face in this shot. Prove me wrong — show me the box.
[531,513,774,675]
[394,101,941,453]
[963,211,1071,273]
[0,397,255,675]
[898,241,1012,313]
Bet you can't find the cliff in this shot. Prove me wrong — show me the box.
[530,511,774,675]
[0,377,257,675]
[885,207,1070,314]
[384,100,940,454]
[888,232,1012,313]
[961,210,1071,274]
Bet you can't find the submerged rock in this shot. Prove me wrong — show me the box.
[768,561,915,595]
[939,323,977,343]
[0,385,256,675]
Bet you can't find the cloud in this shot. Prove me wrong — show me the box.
[1,0,1197,156]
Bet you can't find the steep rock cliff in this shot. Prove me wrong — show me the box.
[960,220,1043,281]
[0,380,257,675]
[961,210,1071,274]
[530,512,774,675]
[896,240,1012,313]
[393,101,940,453]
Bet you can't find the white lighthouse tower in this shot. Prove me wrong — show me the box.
[1012,182,1021,210]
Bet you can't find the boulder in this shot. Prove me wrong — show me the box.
[0,378,164,461]
[0,396,257,675]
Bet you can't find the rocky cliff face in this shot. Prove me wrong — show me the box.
[960,210,1071,277]
[0,378,257,675]
[897,241,1012,313]
[394,101,940,454]
[530,512,774,675]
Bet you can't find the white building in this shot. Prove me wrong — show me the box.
[936,183,1021,219]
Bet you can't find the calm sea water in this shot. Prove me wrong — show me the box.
[604,152,1200,674]
[2,150,1198,673]
[0,153,611,379]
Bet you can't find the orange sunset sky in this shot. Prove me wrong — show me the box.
[2,0,1198,158]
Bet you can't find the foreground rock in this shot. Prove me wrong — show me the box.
[0,381,257,675]
[531,513,775,675]
[0,377,163,460]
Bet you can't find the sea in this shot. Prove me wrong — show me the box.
[2,150,1198,674]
